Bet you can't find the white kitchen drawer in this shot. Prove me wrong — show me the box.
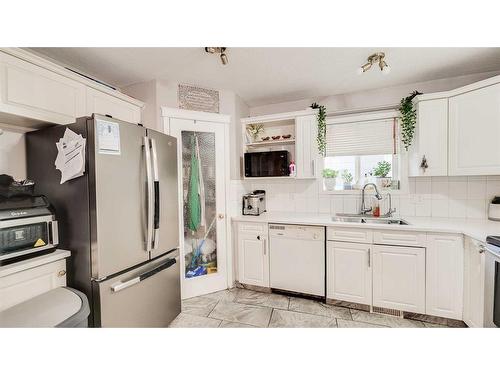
[238,222,268,234]
[0,259,67,311]
[327,227,372,244]
[373,230,427,247]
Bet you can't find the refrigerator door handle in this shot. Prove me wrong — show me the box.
[110,257,177,293]
[143,136,154,252]
[150,138,160,250]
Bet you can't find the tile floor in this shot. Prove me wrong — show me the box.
[169,288,455,328]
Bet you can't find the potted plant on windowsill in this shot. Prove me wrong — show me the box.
[342,169,354,190]
[373,161,392,189]
[322,168,338,191]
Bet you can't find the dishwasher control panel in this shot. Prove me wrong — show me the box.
[268,224,325,241]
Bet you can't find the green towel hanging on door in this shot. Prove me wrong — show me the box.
[187,135,201,231]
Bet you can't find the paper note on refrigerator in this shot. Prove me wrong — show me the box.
[96,119,121,155]
[55,128,86,184]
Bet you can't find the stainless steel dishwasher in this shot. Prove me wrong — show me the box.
[269,224,325,297]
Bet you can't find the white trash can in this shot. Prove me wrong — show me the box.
[0,287,90,328]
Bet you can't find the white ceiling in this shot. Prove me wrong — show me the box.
[30,47,500,106]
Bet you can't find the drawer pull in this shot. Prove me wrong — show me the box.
[57,270,67,277]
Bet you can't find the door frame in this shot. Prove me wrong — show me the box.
[161,107,232,299]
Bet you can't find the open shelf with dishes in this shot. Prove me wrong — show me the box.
[240,109,318,180]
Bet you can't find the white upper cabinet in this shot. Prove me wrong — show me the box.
[0,51,86,125]
[0,49,143,130]
[409,98,448,176]
[295,114,318,179]
[86,87,142,124]
[449,83,500,176]
[425,234,464,320]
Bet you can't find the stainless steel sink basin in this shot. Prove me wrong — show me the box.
[331,215,409,225]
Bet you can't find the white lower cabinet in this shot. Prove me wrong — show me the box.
[327,241,372,305]
[425,234,464,319]
[463,237,486,327]
[0,259,67,312]
[236,222,269,287]
[372,245,426,313]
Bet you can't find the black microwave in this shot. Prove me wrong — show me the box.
[244,150,290,177]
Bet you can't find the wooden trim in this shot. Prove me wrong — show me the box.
[161,106,231,123]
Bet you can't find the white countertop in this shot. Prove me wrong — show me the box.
[232,212,500,242]
[0,249,71,278]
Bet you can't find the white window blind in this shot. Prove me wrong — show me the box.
[326,118,397,157]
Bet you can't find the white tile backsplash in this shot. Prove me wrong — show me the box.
[230,176,500,220]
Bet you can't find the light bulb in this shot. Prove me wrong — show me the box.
[356,67,365,75]
[382,64,391,75]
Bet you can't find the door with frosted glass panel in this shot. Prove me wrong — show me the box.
[169,119,227,299]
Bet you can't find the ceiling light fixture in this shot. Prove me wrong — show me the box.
[357,52,390,75]
[205,47,228,65]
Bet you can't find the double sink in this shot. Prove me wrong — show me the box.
[331,214,410,225]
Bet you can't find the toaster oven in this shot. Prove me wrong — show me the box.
[0,195,58,265]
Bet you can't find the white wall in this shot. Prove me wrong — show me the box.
[122,79,249,180]
[229,176,500,220]
[0,128,26,180]
[249,71,500,116]
[230,71,500,220]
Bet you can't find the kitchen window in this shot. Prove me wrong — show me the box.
[322,114,399,191]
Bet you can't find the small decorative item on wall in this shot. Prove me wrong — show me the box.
[373,161,392,189]
[399,90,422,150]
[178,84,220,113]
[310,102,327,156]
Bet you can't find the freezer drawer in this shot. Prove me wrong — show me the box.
[94,250,180,327]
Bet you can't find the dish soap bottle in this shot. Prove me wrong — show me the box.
[372,198,380,217]
[289,160,296,177]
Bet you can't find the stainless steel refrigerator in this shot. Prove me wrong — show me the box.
[26,114,181,327]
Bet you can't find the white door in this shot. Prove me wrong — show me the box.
[237,224,269,287]
[170,119,228,299]
[327,241,372,305]
[372,245,426,313]
[425,234,464,319]
[449,83,500,176]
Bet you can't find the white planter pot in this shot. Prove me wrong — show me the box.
[324,178,337,191]
[375,177,392,189]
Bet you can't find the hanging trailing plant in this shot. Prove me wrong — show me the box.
[310,102,327,156]
[399,90,422,151]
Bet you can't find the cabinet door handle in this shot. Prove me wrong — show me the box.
[311,159,315,177]
[257,235,261,240]
[368,248,371,268]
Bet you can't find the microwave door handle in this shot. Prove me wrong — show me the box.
[143,136,153,252]
[150,138,160,250]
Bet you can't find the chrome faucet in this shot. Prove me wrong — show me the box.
[360,183,382,215]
